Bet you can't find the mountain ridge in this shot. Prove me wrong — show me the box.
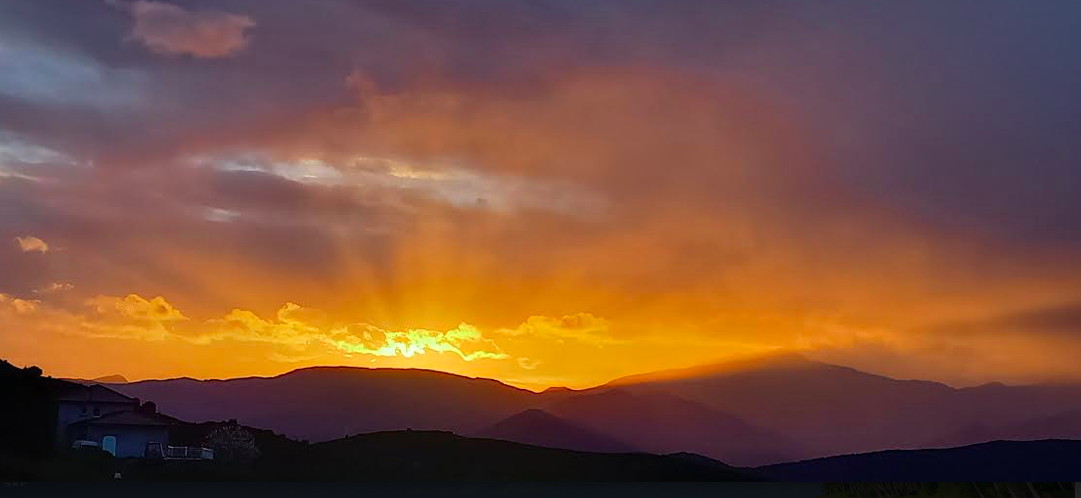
[475,408,638,454]
[106,353,1081,465]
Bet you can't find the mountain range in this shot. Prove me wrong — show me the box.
[107,352,1081,466]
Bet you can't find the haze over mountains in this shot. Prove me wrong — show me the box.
[108,353,1081,466]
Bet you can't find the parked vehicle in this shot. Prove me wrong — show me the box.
[71,440,101,450]
[145,442,214,460]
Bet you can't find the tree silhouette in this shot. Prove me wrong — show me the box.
[202,423,260,461]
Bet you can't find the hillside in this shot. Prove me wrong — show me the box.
[544,389,805,466]
[758,439,1081,481]
[602,352,1081,458]
[106,353,1081,465]
[261,430,759,481]
[475,409,636,453]
[111,366,541,442]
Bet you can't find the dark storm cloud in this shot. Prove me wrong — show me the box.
[3,0,1079,234]
[1,0,1078,266]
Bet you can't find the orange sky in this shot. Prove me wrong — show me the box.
[3,1,1081,390]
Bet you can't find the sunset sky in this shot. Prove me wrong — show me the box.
[2,1,1081,390]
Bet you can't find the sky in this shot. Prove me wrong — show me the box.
[2,0,1081,390]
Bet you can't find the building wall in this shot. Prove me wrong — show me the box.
[84,424,169,458]
[56,401,136,448]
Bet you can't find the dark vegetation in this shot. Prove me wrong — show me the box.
[0,360,149,481]
[818,482,1074,498]
[168,419,308,461]
[760,440,1081,481]
[0,360,56,458]
[248,430,755,481]
[119,430,757,481]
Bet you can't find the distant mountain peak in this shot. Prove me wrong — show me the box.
[93,374,128,384]
[61,374,129,385]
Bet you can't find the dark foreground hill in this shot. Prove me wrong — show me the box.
[267,430,758,481]
[127,430,759,482]
[758,439,1081,481]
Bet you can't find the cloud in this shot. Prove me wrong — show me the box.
[499,313,617,346]
[193,152,606,219]
[75,297,512,362]
[329,322,509,361]
[4,0,1081,387]
[87,294,187,322]
[0,293,40,315]
[81,294,188,341]
[926,302,1081,341]
[35,282,74,294]
[517,357,541,370]
[112,0,256,58]
[14,236,49,253]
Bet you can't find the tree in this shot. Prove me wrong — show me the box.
[202,423,260,461]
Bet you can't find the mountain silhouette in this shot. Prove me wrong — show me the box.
[63,374,128,385]
[758,439,1081,481]
[602,352,1081,459]
[928,409,1081,448]
[92,374,128,384]
[544,389,805,466]
[108,353,1081,464]
[475,408,636,454]
[111,366,541,442]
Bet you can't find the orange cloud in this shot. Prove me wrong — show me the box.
[329,322,508,361]
[0,293,40,315]
[14,235,49,253]
[72,297,510,362]
[499,313,617,346]
[81,294,188,341]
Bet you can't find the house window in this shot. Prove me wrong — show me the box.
[93,407,100,416]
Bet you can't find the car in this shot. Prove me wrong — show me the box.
[72,440,101,450]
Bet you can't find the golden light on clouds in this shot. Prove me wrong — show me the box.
[15,235,49,253]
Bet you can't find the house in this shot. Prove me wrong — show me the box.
[52,383,173,458]
[66,409,172,458]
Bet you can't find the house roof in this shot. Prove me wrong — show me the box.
[53,383,137,404]
[69,410,174,427]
